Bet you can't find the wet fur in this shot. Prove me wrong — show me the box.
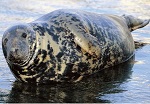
[2,9,149,83]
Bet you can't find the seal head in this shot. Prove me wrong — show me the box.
[2,24,36,66]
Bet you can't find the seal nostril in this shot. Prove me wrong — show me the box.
[10,49,19,56]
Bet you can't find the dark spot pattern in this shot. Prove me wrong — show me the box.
[41,50,47,60]
[5,9,135,83]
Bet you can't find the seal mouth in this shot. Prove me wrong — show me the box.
[7,51,30,65]
[7,45,36,67]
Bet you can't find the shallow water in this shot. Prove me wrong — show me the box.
[0,0,150,103]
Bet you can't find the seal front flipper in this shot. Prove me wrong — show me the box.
[122,15,150,31]
[72,30,101,58]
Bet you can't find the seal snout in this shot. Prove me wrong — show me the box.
[9,48,20,59]
[8,51,21,63]
[7,47,28,64]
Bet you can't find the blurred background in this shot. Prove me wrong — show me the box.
[0,0,150,103]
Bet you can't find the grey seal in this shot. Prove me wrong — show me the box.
[2,9,149,83]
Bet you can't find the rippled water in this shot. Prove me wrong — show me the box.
[0,0,150,103]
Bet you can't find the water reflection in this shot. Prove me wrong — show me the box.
[6,56,135,103]
[0,0,149,103]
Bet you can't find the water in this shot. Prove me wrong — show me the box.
[0,0,150,103]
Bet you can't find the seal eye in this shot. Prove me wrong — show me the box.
[3,38,8,46]
[22,33,27,38]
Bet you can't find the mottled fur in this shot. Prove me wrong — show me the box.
[2,9,149,83]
